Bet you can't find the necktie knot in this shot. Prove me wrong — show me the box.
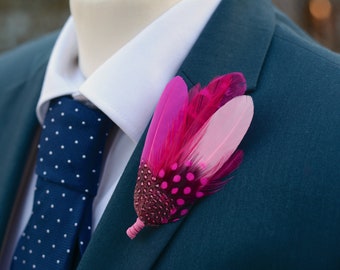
[35,96,112,196]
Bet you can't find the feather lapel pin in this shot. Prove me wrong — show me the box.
[127,72,254,239]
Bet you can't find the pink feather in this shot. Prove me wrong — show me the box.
[127,73,253,239]
[189,95,254,178]
[141,76,188,168]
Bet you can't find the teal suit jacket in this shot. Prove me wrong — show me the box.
[1,0,340,269]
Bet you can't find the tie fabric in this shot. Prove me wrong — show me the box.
[11,96,113,269]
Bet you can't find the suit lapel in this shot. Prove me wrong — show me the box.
[79,0,275,269]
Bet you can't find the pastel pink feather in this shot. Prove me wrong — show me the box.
[190,96,253,178]
[141,76,188,167]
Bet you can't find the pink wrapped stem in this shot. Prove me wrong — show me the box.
[126,218,145,239]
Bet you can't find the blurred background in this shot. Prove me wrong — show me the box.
[0,0,339,53]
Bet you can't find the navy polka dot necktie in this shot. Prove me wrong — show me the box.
[11,96,113,269]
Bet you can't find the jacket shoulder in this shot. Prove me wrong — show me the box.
[272,8,340,71]
[0,32,59,246]
[0,32,59,90]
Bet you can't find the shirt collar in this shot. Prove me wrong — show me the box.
[37,0,221,143]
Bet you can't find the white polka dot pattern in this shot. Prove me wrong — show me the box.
[11,96,113,270]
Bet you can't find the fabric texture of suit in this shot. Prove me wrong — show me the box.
[1,0,340,269]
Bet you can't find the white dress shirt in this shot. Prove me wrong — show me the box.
[1,0,221,268]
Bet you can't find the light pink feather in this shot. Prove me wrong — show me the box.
[141,76,188,167]
[190,95,253,178]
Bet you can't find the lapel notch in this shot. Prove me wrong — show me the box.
[178,0,275,91]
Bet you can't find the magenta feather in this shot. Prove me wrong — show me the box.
[141,76,188,168]
[127,73,253,239]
